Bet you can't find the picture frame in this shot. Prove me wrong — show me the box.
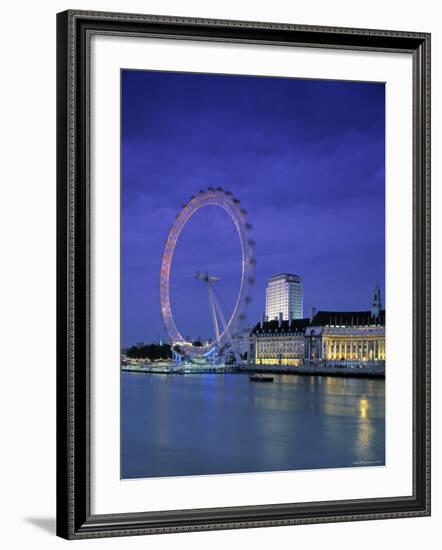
[56,9,431,539]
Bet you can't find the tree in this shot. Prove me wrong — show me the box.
[125,342,172,360]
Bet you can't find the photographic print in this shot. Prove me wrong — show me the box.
[56,12,431,538]
[120,69,386,480]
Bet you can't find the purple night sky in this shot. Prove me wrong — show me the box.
[121,70,385,347]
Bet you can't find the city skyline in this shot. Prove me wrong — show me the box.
[122,70,385,346]
[125,276,384,347]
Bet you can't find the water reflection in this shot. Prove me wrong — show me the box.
[360,398,368,419]
[121,372,385,479]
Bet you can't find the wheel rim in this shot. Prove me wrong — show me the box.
[160,189,254,357]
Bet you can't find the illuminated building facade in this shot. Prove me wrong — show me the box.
[250,286,385,367]
[265,273,303,321]
[305,286,385,364]
[305,310,385,363]
[250,317,310,366]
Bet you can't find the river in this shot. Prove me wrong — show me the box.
[121,372,385,479]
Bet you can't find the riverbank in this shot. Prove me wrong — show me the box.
[121,364,237,375]
[242,364,384,379]
[122,362,384,378]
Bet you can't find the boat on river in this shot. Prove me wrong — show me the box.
[249,374,274,382]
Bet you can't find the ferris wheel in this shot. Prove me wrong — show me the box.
[160,188,255,363]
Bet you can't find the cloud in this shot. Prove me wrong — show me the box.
[121,70,385,345]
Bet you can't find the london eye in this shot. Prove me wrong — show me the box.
[160,188,255,365]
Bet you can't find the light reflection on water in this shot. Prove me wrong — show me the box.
[121,372,385,479]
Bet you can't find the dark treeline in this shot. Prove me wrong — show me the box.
[125,343,172,360]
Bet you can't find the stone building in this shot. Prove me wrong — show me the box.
[249,285,385,368]
[249,314,310,366]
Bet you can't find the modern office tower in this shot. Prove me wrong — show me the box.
[265,273,303,321]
